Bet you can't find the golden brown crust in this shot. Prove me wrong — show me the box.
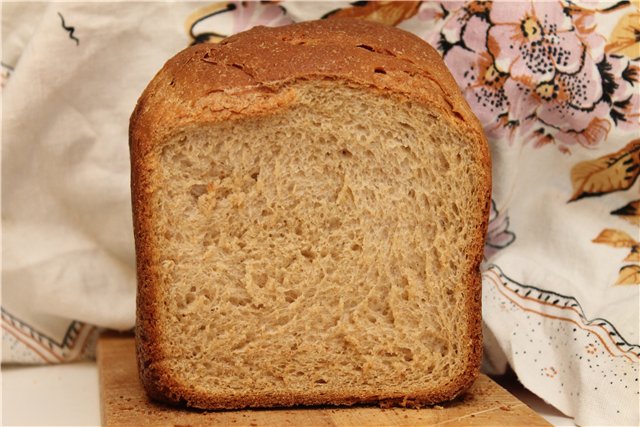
[130,19,484,160]
[131,18,490,410]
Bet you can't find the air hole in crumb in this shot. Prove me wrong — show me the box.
[185,293,195,305]
[400,276,410,301]
[328,218,341,229]
[284,290,300,303]
[340,148,353,157]
[250,171,259,181]
[300,249,315,260]
[374,67,387,74]
[356,44,375,52]
[401,348,414,362]
[423,194,431,209]
[437,151,450,171]
[408,189,416,198]
[190,184,207,199]
[351,244,362,251]
[274,316,289,326]
[315,379,328,384]
[253,273,267,288]
[229,296,249,306]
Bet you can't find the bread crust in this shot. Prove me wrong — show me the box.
[131,18,490,410]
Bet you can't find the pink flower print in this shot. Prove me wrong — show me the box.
[428,0,636,151]
[502,62,611,150]
[442,11,490,86]
[188,1,293,44]
[554,118,611,151]
[441,1,469,14]
[230,1,292,35]
[488,1,587,84]
[461,51,511,139]
[535,55,605,130]
[413,1,471,42]
[429,1,491,49]
[485,200,516,260]
[439,11,511,139]
[416,1,460,23]
[570,8,605,63]
[461,10,489,52]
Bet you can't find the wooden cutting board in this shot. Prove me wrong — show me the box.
[97,332,550,426]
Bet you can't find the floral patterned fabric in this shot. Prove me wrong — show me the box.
[423,1,638,151]
[2,2,638,425]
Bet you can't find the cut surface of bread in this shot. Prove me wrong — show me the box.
[131,19,491,410]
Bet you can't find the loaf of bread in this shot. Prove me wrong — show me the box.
[130,18,491,410]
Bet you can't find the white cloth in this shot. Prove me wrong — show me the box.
[2,2,638,425]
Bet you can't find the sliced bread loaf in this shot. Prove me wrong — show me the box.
[130,18,491,410]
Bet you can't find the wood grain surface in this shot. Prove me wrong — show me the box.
[97,332,550,426]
